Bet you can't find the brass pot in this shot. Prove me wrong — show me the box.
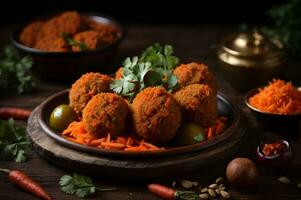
[218,29,288,91]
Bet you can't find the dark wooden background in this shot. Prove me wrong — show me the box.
[0,22,301,200]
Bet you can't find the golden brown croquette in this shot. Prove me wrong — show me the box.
[82,93,130,137]
[19,21,44,47]
[173,83,217,128]
[132,87,181,144]
[72,30,101,52]
[69,72,113,116]
[115,67,123,80]
[173,62,218,93]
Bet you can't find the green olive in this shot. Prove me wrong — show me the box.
[49,104,77,131]
[176,123,205,146]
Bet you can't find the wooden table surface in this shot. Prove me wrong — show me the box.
[0,24,301,200]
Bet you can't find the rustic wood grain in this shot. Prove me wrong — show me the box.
[0,24,301,200]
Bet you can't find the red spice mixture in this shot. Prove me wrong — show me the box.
[262,141,287,156]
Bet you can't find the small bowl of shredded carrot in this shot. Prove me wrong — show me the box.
[245,79,301,132]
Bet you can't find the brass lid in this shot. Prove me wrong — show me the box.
[219,29,287,67]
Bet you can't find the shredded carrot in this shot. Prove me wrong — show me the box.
[207,127,214,140]
[249,79,301,115]
[62,121,162,151]
[62,116,228,151]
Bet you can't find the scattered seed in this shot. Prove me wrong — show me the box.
[215,177,224,184]
[220,190,231,199]
[192,181,199,187]
[172,181,176,187]
[219,186,226,191]
[209,183,218,189]
[201,188,208,193]
[215,189,221,195]
[199,193,209,199]
[297,182,301,188]
[181,180,194,188]
[278,176,291,184]
[208,189,216,197]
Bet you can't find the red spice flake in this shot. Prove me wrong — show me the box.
[262,141,287,156]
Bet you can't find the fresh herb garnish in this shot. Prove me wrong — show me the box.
[265,0,301,58]
[0,45,35,93]
[110,43,179,101]
[0,118,29,162]
[60,32,88,51]
[193,133,204,143]
[60,174,116,198]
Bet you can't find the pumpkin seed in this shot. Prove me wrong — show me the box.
[297,182,301,188]
[209,183,218,189]
[192,181,199,187]
[219,186,226,191]
[181,180,194,188]
[215,177,224,184]
[278,176,291,184]
[201,188,208,193]
[199,193,209,199]
[220,190,231,199]
[219,184,225,188]
[215,189,221,195]
[208,189,216,197]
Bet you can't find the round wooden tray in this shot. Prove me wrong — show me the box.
[27,105,246,179]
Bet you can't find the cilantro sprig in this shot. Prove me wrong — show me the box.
[110,43,179,101]
[0,46,35,93]
[0,118,29,162]
[60,32,88,51]
[60,174,116,198]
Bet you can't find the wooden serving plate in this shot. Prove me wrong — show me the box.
[27,90,246,179]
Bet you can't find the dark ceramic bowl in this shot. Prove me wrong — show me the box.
[245,88,301,132]
[37,89,244,158]
[11,12,125,82]
[256,140,293,170]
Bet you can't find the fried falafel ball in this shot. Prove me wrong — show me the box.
[19,21,44,47]
[38,11,87,40]
[115,67,123,80]
[72,30,103,52]
[69,72,113,116]
[132,87,182,144]
[173,62,218,93]
[82,93,130,137]
[34,37,68,52]
[173,84,217,128]
[88,20,120,44]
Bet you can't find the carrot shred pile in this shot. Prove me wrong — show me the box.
[62,121,162,151]
[62,117,227,151]
[249,79,301,115]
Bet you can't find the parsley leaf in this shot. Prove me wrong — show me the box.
[193,133,204,143]
[60,32,88,51]
[0,118,29,162]
[60,174,116,198]
[110,43,180,101]
[0,45,35,93]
